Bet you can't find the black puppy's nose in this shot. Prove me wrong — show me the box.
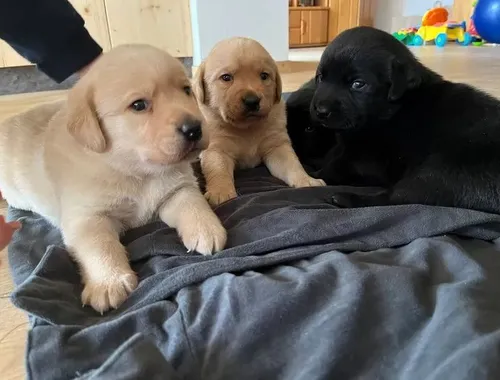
[315,105,331,120]
[242,94,261,111]
[179,119,202,142]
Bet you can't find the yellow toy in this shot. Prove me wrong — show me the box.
[413,21,472,47]
[412,2,472,47]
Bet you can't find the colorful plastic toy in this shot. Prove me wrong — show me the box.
[413,21,472,47]
[421,4,449,26]
[392,27,419,46]
[393,1,472,47]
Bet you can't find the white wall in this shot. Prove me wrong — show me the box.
[189,0,289,66]
[375,0,454,32]
[404,0,453,17]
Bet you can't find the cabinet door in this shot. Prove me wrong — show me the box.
[289,10,302,47]
[300,10,311,45]
[300,10,328,46]
[337,0,360,34]
[104,0,193,57]
[308,10,329,45]
[289,29,302,47]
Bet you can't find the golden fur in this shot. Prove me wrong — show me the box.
[193,37,325,206]
[0,44,226,313]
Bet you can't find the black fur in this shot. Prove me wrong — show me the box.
[286,26,500,214]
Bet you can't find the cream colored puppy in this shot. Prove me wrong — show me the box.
[0,45,226,313]
[193,37,325,206]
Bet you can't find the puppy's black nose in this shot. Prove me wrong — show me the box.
[315,105,331,120]
[179,120,202,142]
[242,94,261,112]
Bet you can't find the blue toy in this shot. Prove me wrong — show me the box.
[473,0,500,43]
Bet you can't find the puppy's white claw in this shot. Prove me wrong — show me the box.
[290,175,327,188]
[82,269,138,314]
[180,216,227,256]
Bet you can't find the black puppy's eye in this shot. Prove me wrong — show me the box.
[130,99,150,112]
[183,86,192,96]
[220,74,233,82]
[351,80,366,90]
[316,74,323,83]
[305,125,316,133]
[260,72,270,80]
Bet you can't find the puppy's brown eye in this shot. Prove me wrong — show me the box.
[351,80,366,90]
[260,72,270,80]
[220,74,233,82]
[305,125,316,133]
[130,99,149,112]
[183,86,192,96]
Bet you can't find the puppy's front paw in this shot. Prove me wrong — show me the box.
[82,268,138,314]
[204,186,237,206]
[178,212,227,255]
[290,174,326,188]
[331,192,388,208]
[331,192,357,208]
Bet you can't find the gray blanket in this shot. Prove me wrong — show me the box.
[8,166,500,380]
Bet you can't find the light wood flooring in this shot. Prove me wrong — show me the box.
[2,45,500,379]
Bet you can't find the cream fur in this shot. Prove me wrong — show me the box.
[193,37,325,206]
[0,44,226,313]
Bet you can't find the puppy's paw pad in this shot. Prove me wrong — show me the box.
[82,270,138,313]
[291,175,326,188]
[204,189,237,207]
[180,217,227,256]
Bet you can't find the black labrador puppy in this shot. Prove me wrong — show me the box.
[286,26,500,214]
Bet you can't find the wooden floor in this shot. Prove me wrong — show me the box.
[2,45,500,379]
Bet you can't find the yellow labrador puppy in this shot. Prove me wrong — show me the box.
[193,37,325,206]
[0,44,226,313]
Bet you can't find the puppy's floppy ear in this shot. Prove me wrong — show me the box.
[274,69,283,104]
[388,57,422,101]
[192,62,207,104]
[66,81,107,153]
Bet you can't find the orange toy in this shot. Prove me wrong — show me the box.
[422,4,449,26]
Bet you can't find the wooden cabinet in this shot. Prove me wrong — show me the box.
[329,0,375,40]
[0,0,192,68]
[289,7,329,47]
[289,0,374,48]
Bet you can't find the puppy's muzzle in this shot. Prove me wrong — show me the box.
[314,104,332,121]
[178,118,202,142]
[242,93,261,113]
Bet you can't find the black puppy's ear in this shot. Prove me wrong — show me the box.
[388,57,422,101]
[388,58,407,101]
[388,58,422,101]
